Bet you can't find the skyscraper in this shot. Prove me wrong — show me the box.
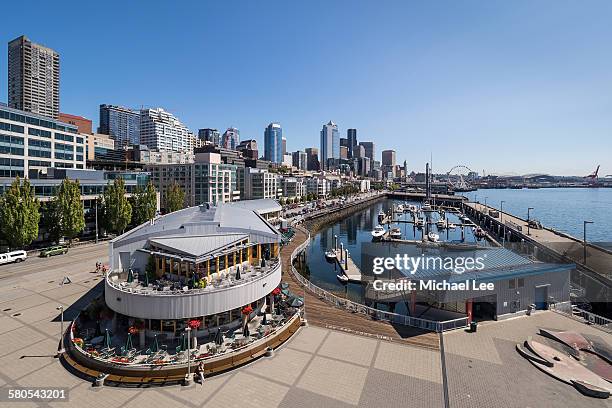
[305,147,320,171]
[359,141,375,161]
[139,108,194,152]
[292,150,307,170]
[198,128,220,146]
[98,104,141,146]
[282,137,287,156]
[382,149,397,178]
[221,127,240,149]
[8,35,60,119]
[264,123,283,163]
[347,129,357,159]
[320,121,339,170]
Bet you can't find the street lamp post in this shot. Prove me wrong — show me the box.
[500,201,506,246]
[95,199,99,244]
[185,327,192,385]
[56,306,65,356]
[583,221,593,264]
[527,207,534,236]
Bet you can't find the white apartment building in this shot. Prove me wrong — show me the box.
[305,177,330,198]
[281,177,306,200]
[146,153,239,210]
[243,167,281,200]
[0,104,86,177]
[140,108,194,153]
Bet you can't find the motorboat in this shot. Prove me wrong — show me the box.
[474,227,486,239]
[395,204,404,213]
[336,274,349,283]
[436,219,446,229]
[427,232,440,242]
[447,223,457,229]
[422,204,432,212]
[415,218,424,229]
[461,216,471,224]
[378,211,386,222]
[389,228,402,239]
[325,249,337,262]
[371,225,386,239]
[408,205,418,213]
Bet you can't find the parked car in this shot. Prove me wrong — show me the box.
[40,245,68,257]
[0,250,27,265]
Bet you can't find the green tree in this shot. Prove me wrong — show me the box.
[0,177,40,249]
[165,182,185,213]
[132,182,158,225]
[40,200,62,243]
[101,177,132,234]
[54,179,85,244]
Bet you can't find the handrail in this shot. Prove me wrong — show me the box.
[288,223,468,333]
[550,301,612,334]
[106,260,281,297]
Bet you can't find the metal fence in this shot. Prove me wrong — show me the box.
[550,301,612,333]
[289,224,469,333]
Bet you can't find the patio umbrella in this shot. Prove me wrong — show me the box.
[262,313,267,325]
[280,282,289,289]
[235,266,241,280]
[244,324,250,338]
[125,332,133,351]
[288,297,304,308]
[104,329,112,349]
[127,269,134,283]
[180,333,187,351]
[281,288,290,296]
[144,271,149,287]
[261,258,266,268]
[151,334,159,352]
[214,328,223,345]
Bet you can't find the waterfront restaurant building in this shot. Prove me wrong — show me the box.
[106,199,281,339]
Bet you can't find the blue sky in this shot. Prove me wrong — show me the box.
[1,1,611,176]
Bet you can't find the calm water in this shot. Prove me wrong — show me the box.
[466,188,612,242]
[298,199,487,311]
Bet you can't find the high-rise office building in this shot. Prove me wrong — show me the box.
[237,139,258,159]
[198,128,220,146]
[305,147,320,171]
[320,121,339,170]
[98,104,141,146]
[139,108,193,152]
[221,127,240,149]
[281,137,287,156]
[8,36,60,119]
[264,123,283,163]
[382,149,396,178]
[340,146,348,159]
[347,129,357,159]
[292,150,307,170]
[359,141,375,160]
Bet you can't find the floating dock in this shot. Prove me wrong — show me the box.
[335,250,362,282]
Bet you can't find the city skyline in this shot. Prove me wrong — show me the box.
[1,1,611,175]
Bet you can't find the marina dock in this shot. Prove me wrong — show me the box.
[334,249,362,282]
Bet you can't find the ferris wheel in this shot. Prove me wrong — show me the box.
[447,165,475,191]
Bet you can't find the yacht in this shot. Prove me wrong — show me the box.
[336,274,349,283]
[389,227,402,239]
[395,204,404,213]
[371,225,386,239]
[422,204,432,212]
[427,232,440,242]
[447,223,457,229]
[436,218,446,229]
[325,249,337,262]
[378,211,386,223]
[408,204,418,213]
[415,218,424,229]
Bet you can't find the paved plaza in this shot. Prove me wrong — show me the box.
[0,242,609,407]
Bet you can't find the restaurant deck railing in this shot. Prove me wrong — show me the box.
[289,223,469,333]
[106,260,281,297]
